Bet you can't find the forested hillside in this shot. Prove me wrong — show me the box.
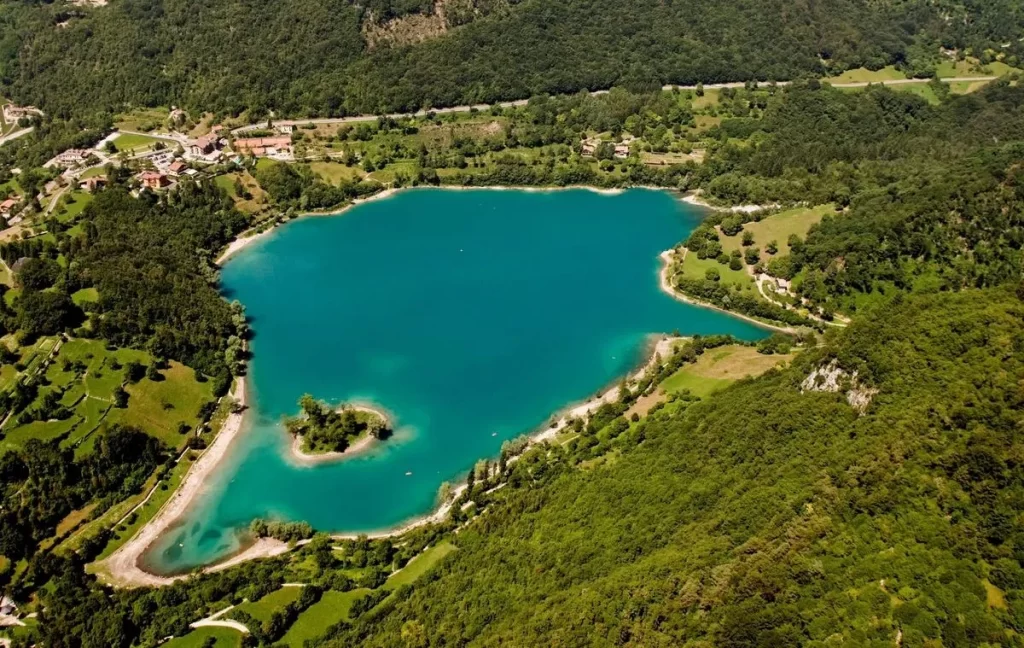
[323,287,1024,646]
[1,0,1021,119]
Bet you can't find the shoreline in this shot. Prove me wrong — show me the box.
[680,190,778,213]
[107,186,780,586]
[657,249,800,335]
[214,185,639,266]
[286,404,391,467]
[96,378,259,588]
[330,333,682,542]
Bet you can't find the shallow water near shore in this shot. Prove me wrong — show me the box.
[143,187,768,574]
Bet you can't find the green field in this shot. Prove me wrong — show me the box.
[164,626,243,648]
[114,107,172,133]
[825,66,906,84]
[71,287,99,306]
[678,250,754,289]
[383,541,456,591]
[232,586,302,624]
[306,161,364,185]
[718,204,834,262]
[661,344,792,398]
[111,132,167,152]
[0,338,215,455]
[280,589,371,647]
[55,190,94,223]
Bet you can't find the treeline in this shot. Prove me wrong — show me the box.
[317,287,1024,646]
[2,0,1021,120]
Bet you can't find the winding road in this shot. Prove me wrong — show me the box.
[232,76,997,135]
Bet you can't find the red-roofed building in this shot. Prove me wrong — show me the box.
[137,171,170,190]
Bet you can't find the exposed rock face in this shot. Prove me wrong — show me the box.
[801,359,878,414]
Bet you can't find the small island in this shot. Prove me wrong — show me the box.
[286,394,392,462]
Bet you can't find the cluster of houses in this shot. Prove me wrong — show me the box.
[580,136,636,159]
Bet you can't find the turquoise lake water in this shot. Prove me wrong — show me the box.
[143,187,768,574]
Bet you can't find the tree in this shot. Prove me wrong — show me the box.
[742,231,755,246]
[766,240,778,255]
[112,386,128,408]
[705,267,721,282]
[744,247,760,265]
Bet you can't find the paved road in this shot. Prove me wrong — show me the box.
[232,76,997,135]
[0,126,34,148]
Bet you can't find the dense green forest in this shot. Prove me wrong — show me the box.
[0,0,1021,121]
[320,287,1024,646]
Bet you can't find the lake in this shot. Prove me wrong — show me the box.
[142,187,768,574]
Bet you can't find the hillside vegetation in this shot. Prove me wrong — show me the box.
[1,0,1022,120]
[323,287,1024,646]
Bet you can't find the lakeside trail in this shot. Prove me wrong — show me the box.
[658,249,800,335]
[96,378,289,588]
[286,404,391,467]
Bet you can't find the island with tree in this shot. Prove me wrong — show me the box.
[285,394,391,461]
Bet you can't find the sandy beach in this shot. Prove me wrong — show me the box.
[97,378,264,588]
[681,191,777,213]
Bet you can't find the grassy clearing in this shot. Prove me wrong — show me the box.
[281,589,371,647]
[383,541,456,591]
[164,626,243,648]
[678,251,754,290]
[893,82,941,105]
[307,161,364,185]
[949,79,993,95]
[718,204,834,261]
[55,190,94,223]
[114,107,170,133]
[984,579,1008,610]
[112,133,165,152]
[826,66,906,84]
[661,345,792,397]
[71,287,99,306]
[110,361,214,448]
[232,586,302,624]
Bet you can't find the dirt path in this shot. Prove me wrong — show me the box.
[190,604,250,634]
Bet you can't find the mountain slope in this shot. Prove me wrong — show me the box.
[2,0,1022,119]
[323,287,1024,646]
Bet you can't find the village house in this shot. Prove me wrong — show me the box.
[276,124,294,134]
[580,137,600,156]
[233,136,293,158]
[613,137,636,159]
[0,197,18,219]
[168,160,188,176]
[46,148,92,168]
[80,176,107,192]
[187,133,220,157]
[137,170,171,190]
